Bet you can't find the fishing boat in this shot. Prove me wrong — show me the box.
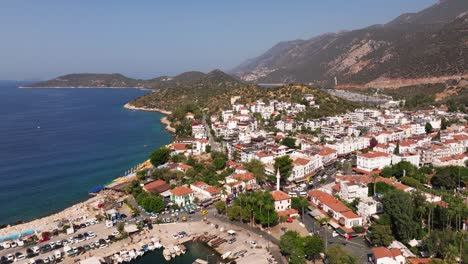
[147,242,155,251]
[179,244,186,254]
[163,249,171,261]
[168,246,176,258]
[154,241,162,249]
[221,251,231,259]
[128,249,136,259]
[174,245,181,256]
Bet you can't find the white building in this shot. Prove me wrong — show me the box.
[357,151,391,173]
[371,247,405,264]
[357,197,383,221]
[170,186,194,206]
[338,181,368,202]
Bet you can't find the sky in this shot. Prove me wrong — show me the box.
[0,0,436,80]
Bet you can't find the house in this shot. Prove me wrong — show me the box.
[171,143,188,155]
[337,180,368,202]
[143,180,170,194]
[185,112,195,120]
[391,152,420,168]
[192,123,207,139]
[170,186,194,206]
[433,153,467,167]
[190,181,221,200]
[193,139,209,154]
[271,190,298,217]
[318,147,338,166]
[308,190,363,230]
[356,151,391,173]
[290,157,315,181]
[224,172,257,197]
[357,197,383,221]
[370,247,405,264]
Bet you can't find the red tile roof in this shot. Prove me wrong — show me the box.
[232,172,255,181]
[277,208,299,217]
[270,190,290,201]
[358,151,390,159]
[308,190,359,219]
[318,147,337,156]
[172,143,187,151]
[143,180,170,194]
[170,186,193,196]
[372,247,393,259]
[293,158,311,166]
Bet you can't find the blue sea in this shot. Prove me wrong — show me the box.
[0,81,172,224]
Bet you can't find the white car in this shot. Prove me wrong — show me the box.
[99,244,108,249]
[112,231,120,236]
[32,246,40,254]
[15,253,26,261]
[250,240,257,247]
[87,231,97,239]
[6,254,14,262]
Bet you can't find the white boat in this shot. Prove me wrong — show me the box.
[168,246,176,258]
[123,255,132,262]
[129,249,136,259]
[174,245,181,256]
[222,251,232,259]
[179,244,187,254]
[154,241,162,249]
[147,242,155,251]
[163,249,171,261]
[117,257,123,263]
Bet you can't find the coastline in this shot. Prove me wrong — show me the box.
[123,103,176,133]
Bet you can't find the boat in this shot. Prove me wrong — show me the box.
[174,245,181,256]
[179,244,186,254]
[129,249,136,259]
[168,246,176,258]
[193,259,208,264]
[154,241,162,249]
[221,251,232,259]
[142,245,149,252]
[163,249,171,261]
[137,250,144,257]
[147,242,155,251]
[123,255,132,262]
[116,257,123,263]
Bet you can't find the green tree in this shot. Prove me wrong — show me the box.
[393,142,400,154]
[367,223,394,246]
[243,159,266,183]
[291,197,309,211]
[213,157,226,170]
[214,201,226,214]
[227,205,241,221]
[274,156,293,180]
[303,235,324,260]
[149,147,171,166]
[279,231,303,256]
[326,244,358,264]
[381,190,419,242]
[425,122,433,134]
[205,145,211,153]
[343,161,352,174]
[281,137,296,149]
[117,222,125,233]
[441,117,448,130]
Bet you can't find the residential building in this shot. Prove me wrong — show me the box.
[170,186,194,206]
[356,151,391,173]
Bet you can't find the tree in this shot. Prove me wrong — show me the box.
[243,160,266,183]
[441,117,448,130]
[369,137,378,149]
[343,161,352,174]
[274,156,293,180]
[205,145,211,153]
[213,157,226,170]
[326,245,358,264]
[149,147,171,166]
[214,201,226,214]
[393,142,400,154]
[432,130,441,141]
[291,197,309,211]
[425,122,433,134]
[117,222,125,233]
[281,137,296,149]
[367,223,394,246]
[280,231,302,256]
[227,205,241,221]
[381,190,419,242]
[303,235,324,260]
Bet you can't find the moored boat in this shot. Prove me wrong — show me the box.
[163,249,171,261]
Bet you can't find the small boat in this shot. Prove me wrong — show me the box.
[193,259,208,264]
[154,241,162,249]
[123,255,132,262]
[163,249,171,261]
[221,251,231,259]
[174,245,181,256]
[147,242,155,251]
[116,257,123,263]
[179,244,186,254]
[129,249,136,259]
[168,247,176,258]
[142,245,149,252]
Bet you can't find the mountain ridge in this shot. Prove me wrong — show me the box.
[232,0,468,89]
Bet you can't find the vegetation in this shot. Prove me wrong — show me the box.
[125,180,165,213]
[291,197,309,212]
[326,244,357,264]
[226,191,278,226]
[279,231,325,263]
[280,137,296,149]
[149,147,171,167]
[243,159,266,183]
[274,156,293,181]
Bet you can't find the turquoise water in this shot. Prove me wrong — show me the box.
[0,81,172,224]
[134,241,222,264]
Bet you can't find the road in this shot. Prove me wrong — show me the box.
[302,213,371,263]
[203,113,222,152]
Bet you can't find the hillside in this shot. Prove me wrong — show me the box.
[24,73,145,88]
[232,0,468,89]
[128,70,246,111]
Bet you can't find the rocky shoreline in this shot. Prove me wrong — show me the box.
[123,103,176,133]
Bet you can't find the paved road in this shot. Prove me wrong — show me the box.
[302,213,371,263]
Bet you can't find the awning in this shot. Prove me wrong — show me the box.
[328,221,340,229]
[336,228,346,235]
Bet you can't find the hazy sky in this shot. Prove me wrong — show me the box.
[1,0,436,80]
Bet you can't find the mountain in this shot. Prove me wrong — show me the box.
[232,0,468,89]
[24,73,145,88]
